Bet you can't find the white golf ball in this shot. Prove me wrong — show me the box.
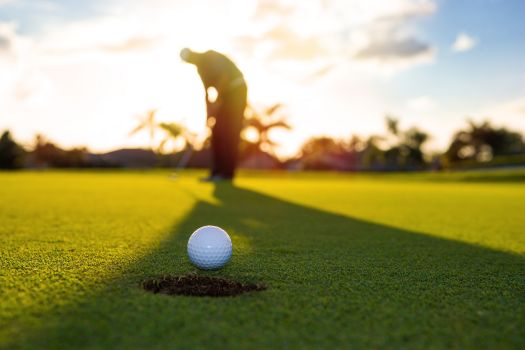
[187,225,232,270]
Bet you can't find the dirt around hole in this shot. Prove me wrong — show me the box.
[142,275,266,297]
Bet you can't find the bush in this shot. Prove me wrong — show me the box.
[0,131,25,169]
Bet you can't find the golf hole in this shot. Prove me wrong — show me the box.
[142,275,266,297]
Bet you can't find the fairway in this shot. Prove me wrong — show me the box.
[1,171,524,349]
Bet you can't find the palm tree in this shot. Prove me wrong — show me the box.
[386,115,399,137]
[244,103,291,156]
[157,122,185,152]
[444,120,525,163]
[129,109,158,150]
[158,122,197,169]
[129,110,197,169]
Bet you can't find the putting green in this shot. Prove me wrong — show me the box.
[1,170,524,349]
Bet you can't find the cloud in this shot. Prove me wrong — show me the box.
[406,96,436,112]
[235,0,437,75]
[348,0,437,70]
[355,37,432,61]
[237,0,332,62]
[35,14,165,58]
[46,36,161,55]
[0,0,16,6]
[253,0,294,20]
[263,24,328,60]
[452,32,478,52]
[0,22,52,109]
[99,36,159,53]
[0,34,10,51]
[373,0,436,22]
[0,22,19,56]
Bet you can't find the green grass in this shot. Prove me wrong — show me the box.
[1,170,524,349]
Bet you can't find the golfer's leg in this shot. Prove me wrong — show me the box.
[214,122,229,178]
[223,126,240,178]
[211,127,221,177]
[222,134,234,179]
[219,86,246,179]
[229,88,247,178]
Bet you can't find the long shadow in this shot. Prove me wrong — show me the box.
[8,182,525,349]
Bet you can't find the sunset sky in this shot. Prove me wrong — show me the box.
[1,0,524,156]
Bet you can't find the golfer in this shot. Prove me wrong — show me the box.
[180,48,247,181]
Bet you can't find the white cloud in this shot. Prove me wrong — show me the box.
[0,22,15,53]
[347,1,437,72]
[355,37,430,60]
[233,0,437,74]
[406,96,436,112]
[452,32,478,52]
[0,35,10,51]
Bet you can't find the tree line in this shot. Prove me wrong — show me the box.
[1,108,525,171]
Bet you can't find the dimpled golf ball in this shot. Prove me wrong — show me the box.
[187,225,232,270]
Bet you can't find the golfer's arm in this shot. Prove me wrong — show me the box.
[205,89,210,117]
[204,84,214,119]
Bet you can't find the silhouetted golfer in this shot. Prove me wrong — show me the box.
[180,48,247,181]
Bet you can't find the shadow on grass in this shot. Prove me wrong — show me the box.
[8,182,525,349]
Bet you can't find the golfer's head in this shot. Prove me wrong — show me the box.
[180,48,198,64]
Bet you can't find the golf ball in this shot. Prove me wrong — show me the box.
[187,225,232,270]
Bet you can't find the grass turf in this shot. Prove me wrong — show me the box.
[0,170,524,349]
